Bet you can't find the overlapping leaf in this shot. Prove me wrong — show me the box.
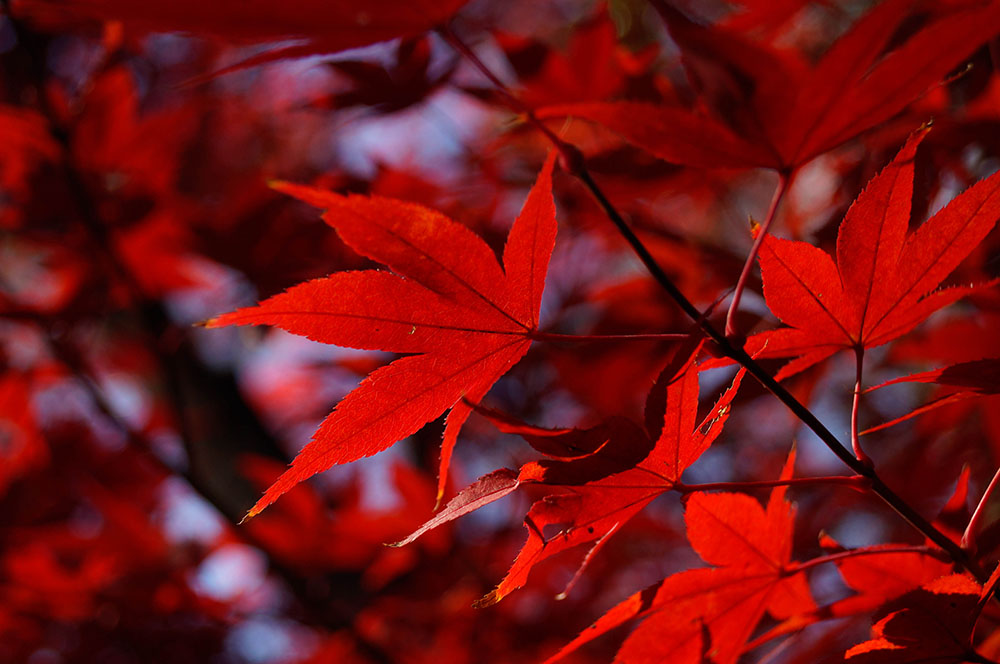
[478,350,748,607]
[875,358,1000,395]
[206,156,556,517]
[547,451,815,664]
[396,347,747,606]
[845,574,986,663]
[748,128,1000,377]
[858,359,1000,433]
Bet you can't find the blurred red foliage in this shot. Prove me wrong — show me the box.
[3,2,1000,663]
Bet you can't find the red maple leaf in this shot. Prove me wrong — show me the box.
[205,155,556,517]
[546,450,815,664]
[747,127,1000,378]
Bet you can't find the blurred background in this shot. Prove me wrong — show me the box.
[1,0,1000,662]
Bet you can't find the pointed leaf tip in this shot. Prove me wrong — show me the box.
[270,180,345,209]
[473,589,500,609]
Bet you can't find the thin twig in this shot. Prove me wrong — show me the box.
[785,544,947,575]
[964,466,1000,554]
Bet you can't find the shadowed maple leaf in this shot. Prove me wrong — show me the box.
[12,0,467,53]
[11,0,469,80]
[538,0,1000,172]
[545,450,816,664]
[205,155,557,518]
[874,358,1000,395]
[845,574,987,663]
[858,359,1000,433]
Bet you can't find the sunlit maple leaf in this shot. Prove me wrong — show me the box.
[205,155,556,518]
[747,127,1000,378]
[538,0,1000,172]
[845,574,987,663]
[546,450,815,664]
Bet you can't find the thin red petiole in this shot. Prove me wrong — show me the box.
[964,466,1000,554]
[851,347,874,466]
[725,172,788,339]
